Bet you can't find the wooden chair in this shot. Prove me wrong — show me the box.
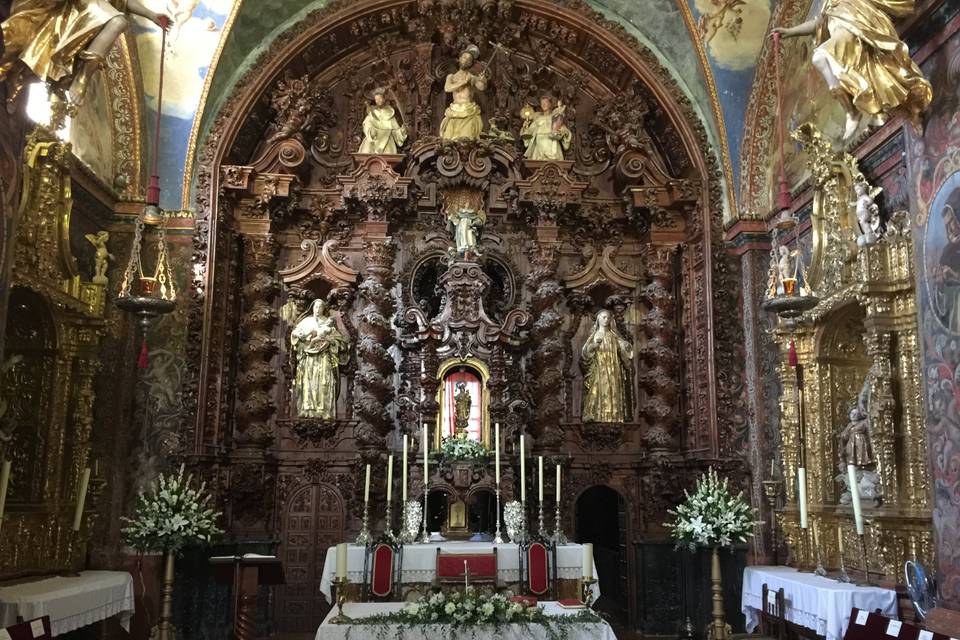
[519,540,557,600]
[434,548,498,590]
[3,616,52,640]
[362,541,403,601]
[759,583,788,640]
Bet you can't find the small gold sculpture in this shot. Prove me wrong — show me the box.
[0,0,172,107]
[772,0,932,141]
[440,45,488,141]
[84,230,112,285]
[581,310,633,423]
[453,381,471,436]
[520,95,572,161]
[290,299,349,420]
[358,87,407,154]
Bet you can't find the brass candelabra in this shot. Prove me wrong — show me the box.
[330,576,352,624]
[581,577,597,608]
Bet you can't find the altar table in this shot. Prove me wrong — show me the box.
[319,542,600,603]
[314,601,616,640]
[0,571,134,636]
[741,566,897,640]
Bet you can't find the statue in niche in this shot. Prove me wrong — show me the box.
[520,95,572,161]
[772,0,932,141]
[581,310,634,423]
[358,87,407,154]
[454,381,471,437]
[851,180,883,247]
[837,370,881,505]
[290,299,349,420]
[440,45,488,141]
[0,1,172,106]
[840,403,873,466]
[85,230,113,285]
[448,207,485,257]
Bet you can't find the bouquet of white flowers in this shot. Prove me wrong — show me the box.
[439,435,488,461]
[122,464,223,553]
[667,467,756,551]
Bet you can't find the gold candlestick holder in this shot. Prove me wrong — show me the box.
[581,577,597,608]
[330,576,352,624]
[761,479,782,564]
[493,487,503,544]
[837,548,853,583]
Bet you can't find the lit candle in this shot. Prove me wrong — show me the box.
[837,525,844,555]
[556,464,561,503]
[73,467,91,532]
[520,435,526,503]
[797,467,808,530]
[582,543,594,580]
[0,460,11,530]
[386,455,393,503]
[538,456,544,503]
[494,423,500,485]
[336,543,348,579]
[423,423,429,485]
[402,434,408,502]
[847,464,865,535]
[364,464,371,504]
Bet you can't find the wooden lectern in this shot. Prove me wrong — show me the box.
[210,554,285,640]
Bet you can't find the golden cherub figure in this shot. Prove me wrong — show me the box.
[85,230,113,284]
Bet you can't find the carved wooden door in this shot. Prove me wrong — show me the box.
[275,483,344,633]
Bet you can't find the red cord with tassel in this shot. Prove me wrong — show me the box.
[137,337,149,369]
[788,339,798,367]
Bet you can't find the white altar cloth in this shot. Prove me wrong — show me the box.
[0,571,134,636]
[314,601,616,640]
[319,542,599,603]
[741,566,897,640]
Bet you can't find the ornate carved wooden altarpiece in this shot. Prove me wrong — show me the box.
[186,0,748,631]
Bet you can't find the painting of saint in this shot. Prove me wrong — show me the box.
[926,174,960,335]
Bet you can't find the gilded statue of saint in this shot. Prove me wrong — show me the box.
[453,381,471,436]
[772,0,932,141]
[520,95,572,161]
[440,45,488,140]
[840,405,873,466]
[0,1,172,106]
[290,299,349,420]
[358,87,407,154]
[581,310,634,423]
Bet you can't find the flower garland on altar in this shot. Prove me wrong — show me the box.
[122,464,223,553]
[666,467,756,551]
[350,590,601,640]
[439,434,488,461]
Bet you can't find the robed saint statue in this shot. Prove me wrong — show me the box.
[290,299,349,420]
[581,310,633,423]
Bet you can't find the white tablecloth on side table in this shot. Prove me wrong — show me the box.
[741,566,897,640]
[314,601,616,640]
[0,571,135,636]
[319,542,600,603]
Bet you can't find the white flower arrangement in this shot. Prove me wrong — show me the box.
[503,500,526,543]
[401,500,422,543]
[439,435,488,461]
[122,464,223,553]
[666,467,756,551]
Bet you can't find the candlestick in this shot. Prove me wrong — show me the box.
[356,500,371,546]
[837,527,852,583]
[813,523,827,577]
[858,533,869,584]
[555,464,561,503]
[519,435,526,504]
[538,501,546,538]
[847,464,865,534]
[336,542,348,579]
[761,479,782,565]
[0,460,11,532]
[73,467,91,532]
[582,543,594,580]
[386,455,393,503]
[493,487,503,544]
[581,577,597,608]
[422,424,430,544]
[797,467,808,529]
[494,423,500,484]
[402,435,408,503]
[538,456,543,503]
[330,576,352,624]
[552,503,567,545]
[363,464,371,504]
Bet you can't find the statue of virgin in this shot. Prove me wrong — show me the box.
[290,299,349,420]
[581,310,633,423]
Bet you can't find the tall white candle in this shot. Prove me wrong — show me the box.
[582,543,594,580]
[364,464,371,504]
[494,423,500,484]
[556,464,561,503]
[0,460,11,527]
[520,435,526,503]
[797,467,808,529]
[336,543,348,579]
[73,467,91,531]
[402,434,408,502]
[423,424,429,484]
[386,455,393,503]
[538,456,544,503]
[837,525,844,554]
[847,464,865,535]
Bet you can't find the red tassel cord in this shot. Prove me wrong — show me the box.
[787,339,798,367]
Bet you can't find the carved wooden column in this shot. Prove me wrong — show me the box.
[353,238,396,449]
[235,227,279,448]
[863,328,898,504]
[526,233,564,450]
[638,243,680,452]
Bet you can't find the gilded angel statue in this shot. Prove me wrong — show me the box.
[85,230,113,284]
[850,181,883,246]
[772,0,932,141]
[0,0,172,107]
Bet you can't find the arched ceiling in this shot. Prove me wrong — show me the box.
[146,0,772,220]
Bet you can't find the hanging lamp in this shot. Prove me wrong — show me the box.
[116,26,175,363]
